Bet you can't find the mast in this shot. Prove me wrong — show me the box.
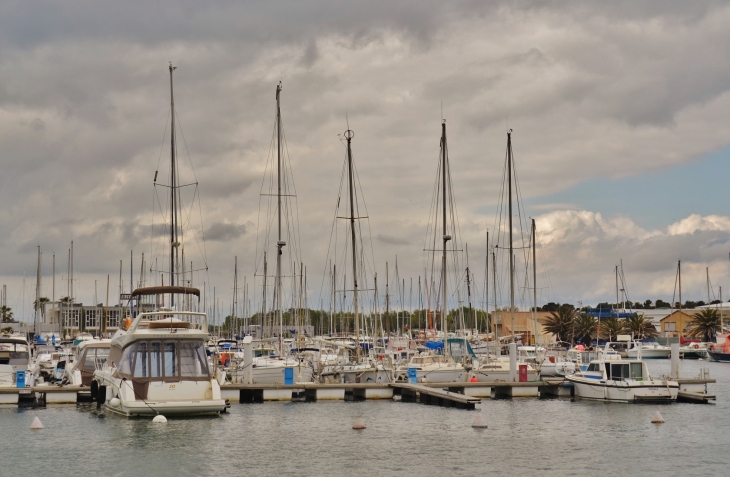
[35,246,40,337]
[262,252,267,336]
[441,121,450,350]
[532,219,538,346]
[507,130,515,342]
[275,83,286,354]
[344,127,360,361]
[615,265,619,314]
[707,267,711,304]
[678,260,682,312]
[386,262,390,341]
[169,63,179,307]
[234,256,238,339]
[492,250,498,339]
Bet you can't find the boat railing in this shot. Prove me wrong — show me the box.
[128,311,207,333]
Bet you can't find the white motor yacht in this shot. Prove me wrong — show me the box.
[93,287,226,417]
[63,339,111,386]
[566,354,678,403]
[626,340,671,359]
[0,334,30,387]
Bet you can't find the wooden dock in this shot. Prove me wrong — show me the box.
[391,382,481,409]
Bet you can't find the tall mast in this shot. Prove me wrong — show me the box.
[532,219,537,346]
[169,63,179,307]
[441,121,450,350]
[493,249,498,338]
[707,267,711,303]
[275,83,286,353]
[386,262,390,340]
[35,246,40,337]
[678,260,682,311]
[615,265,619,313]
[344,127,360,361]
[507,130,515,343]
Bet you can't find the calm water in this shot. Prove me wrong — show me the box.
[1,359,727,477]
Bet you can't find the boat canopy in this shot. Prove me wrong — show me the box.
[130,286,200,298]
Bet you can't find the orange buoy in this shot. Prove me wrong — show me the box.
[469,376,479,383]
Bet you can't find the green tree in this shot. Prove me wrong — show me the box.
[543,306,575,343]
[624,313,658,339]
[573,313,598,345]
[0,305,14,323]
[688,308,720,342]
[600,316,623,341]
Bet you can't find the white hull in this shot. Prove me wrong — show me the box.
[568,377,678,402]
[417,366,466,383]
[626,348,671,359]
[250,365,313,384]
[98,374,227,416]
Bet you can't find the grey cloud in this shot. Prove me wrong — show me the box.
[205,222,248,242]
[377,234,410,246]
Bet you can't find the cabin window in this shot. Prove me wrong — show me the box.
[630,363,643,379]
[164,342,177,377]
[587,363,599,372]
[134,342,148,377]
[179,341,208,377]
[149,342,163,378]
[117,343,135,375]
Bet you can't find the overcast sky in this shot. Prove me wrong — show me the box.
[2,1,730,322]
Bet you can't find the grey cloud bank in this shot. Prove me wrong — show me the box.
[1,1,729,317]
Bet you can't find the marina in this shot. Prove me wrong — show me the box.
[1,359,728,477]
[2,3,730,476]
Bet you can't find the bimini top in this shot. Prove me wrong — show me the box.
[130,286,200,298]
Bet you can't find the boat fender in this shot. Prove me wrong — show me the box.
[97,385,107,405]
[90,380,99,399]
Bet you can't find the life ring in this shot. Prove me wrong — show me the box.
[693,344,699,349]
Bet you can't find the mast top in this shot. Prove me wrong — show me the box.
[276,81,282,99]
[344,129,354,140]
[169,62,176,73]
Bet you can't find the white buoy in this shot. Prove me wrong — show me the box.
[352,416,366,429]
[109,397,120,408]
[152,415,168,423]
[30,416,44,430]
[471,412,488,428]
[651,411,665,423]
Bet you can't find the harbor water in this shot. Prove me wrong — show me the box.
[1,359,727,477]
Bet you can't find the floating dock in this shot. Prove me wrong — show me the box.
[0,376,716,409]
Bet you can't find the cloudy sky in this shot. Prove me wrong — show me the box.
[2,1,730,322]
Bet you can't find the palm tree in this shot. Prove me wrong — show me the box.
[688,308,720,342]
[623,313,658,339]
[544,306,575,343]
[600,316,623,341]
[0,305,14,323]
[573,313,598,345]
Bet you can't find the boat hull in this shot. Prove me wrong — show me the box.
[707,350,730,363]
[567,377,678,403]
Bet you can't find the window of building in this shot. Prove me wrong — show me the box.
[664,322,676,332]
[85,309,98,329]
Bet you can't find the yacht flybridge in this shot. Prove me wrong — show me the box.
[93,286,226,417]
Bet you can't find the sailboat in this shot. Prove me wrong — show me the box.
[318,125,392,384]
[399,120,467,383]
[229,83,313,385]
[472,130,537,382]
[92,64,226,417]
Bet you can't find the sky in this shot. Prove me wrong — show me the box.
[1,1,730,323]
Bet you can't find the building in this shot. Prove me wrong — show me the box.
[492,310,554,345]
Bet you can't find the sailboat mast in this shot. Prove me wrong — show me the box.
[169,63,179,307]
[532,219,537,346]
[678,260,682,312]
[507,130,515,343]
[441,121,449,349]
[345,128,360,361]
[35,246,40,337]
[275,83,286,353]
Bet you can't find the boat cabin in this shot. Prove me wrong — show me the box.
[0,337,30,371]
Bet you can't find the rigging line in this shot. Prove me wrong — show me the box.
[254,115,278,276]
